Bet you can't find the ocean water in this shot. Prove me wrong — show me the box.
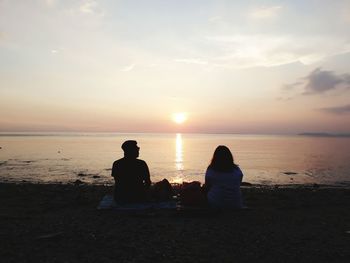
[0,133,349,186]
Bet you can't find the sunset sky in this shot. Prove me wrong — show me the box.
[1,0,350,134]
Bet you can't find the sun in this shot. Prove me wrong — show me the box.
[172,112,187,124]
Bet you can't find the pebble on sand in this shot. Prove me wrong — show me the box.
[284,172,298,175]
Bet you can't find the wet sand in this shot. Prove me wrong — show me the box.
[0,183,349,262]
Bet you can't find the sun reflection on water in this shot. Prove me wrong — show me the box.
[175,133,183,171]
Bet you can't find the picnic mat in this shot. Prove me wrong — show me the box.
[97,195,178,210]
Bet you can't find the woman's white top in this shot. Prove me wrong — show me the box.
[205,167,243,209]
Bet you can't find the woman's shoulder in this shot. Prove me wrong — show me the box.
[232,166,243,178]
[205,167,217,176]
[233,165,242,171]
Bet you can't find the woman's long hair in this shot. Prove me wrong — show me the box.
[208,145,238,172]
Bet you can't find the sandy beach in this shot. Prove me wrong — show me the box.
[0,182,349,262]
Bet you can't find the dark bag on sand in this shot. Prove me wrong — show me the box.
[152,179,174,201]
[180,181,207,206]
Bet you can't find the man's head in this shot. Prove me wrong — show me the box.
[121,140,140,158]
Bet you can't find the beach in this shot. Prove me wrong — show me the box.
[1,182,349,262]
[2,1,350,262]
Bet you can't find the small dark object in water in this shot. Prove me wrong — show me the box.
[92,175,101,179]
[0,146,2,149]
[73,179,84,185]
[284,172,298,175]
[57,151,61,153]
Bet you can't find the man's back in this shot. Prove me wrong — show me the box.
[112,157,151,203]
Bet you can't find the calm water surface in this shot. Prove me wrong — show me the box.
[0,133,349,186]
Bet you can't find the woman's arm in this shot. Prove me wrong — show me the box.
[203,169,212,193]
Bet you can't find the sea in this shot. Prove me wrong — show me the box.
[0,133,349,186]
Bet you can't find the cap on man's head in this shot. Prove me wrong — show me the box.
[121,140,139,151]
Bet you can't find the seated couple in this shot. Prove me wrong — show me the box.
[111,140,243,209]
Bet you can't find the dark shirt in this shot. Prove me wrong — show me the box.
[111,157,151,203]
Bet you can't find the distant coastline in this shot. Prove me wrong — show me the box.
[1,131,350,137]
[298,132,350,137]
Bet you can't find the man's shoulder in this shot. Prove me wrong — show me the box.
[113,158,123,164]
[113,158,125,167]
[113,158,147,165]
[135,159,148,166]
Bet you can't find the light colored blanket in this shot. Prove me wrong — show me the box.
[97,195,177,210]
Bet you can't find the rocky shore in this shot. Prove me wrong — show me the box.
[0,183,349,262]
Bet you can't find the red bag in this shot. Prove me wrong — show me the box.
[180,181,207,206]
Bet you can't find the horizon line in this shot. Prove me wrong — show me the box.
[0,131,349,137]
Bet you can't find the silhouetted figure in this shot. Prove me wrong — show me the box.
[204,145,243,209]
[112,140,151,203]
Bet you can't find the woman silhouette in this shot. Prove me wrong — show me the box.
[205,145,244,209]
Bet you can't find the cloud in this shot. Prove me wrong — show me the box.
[284,68,350,95]
[44,0,57,7]
[341,3,350,23]
[208,16,223,23]
[304,68,350,94]
[204,34,350,68]
[79,0,98,14]
[174,58,208,65]
[63,0,103,16]
[276,96,293,101]
[320,104,350,115]
[283,81,304,90]
[282,68,350,97]
[249,6,282,19]
[121,64,135,72]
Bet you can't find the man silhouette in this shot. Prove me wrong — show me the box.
[112,140,151,203]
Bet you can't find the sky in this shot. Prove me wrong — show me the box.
[1,0,350,134]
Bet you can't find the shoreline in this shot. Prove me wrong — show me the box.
[0,182,349,262]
